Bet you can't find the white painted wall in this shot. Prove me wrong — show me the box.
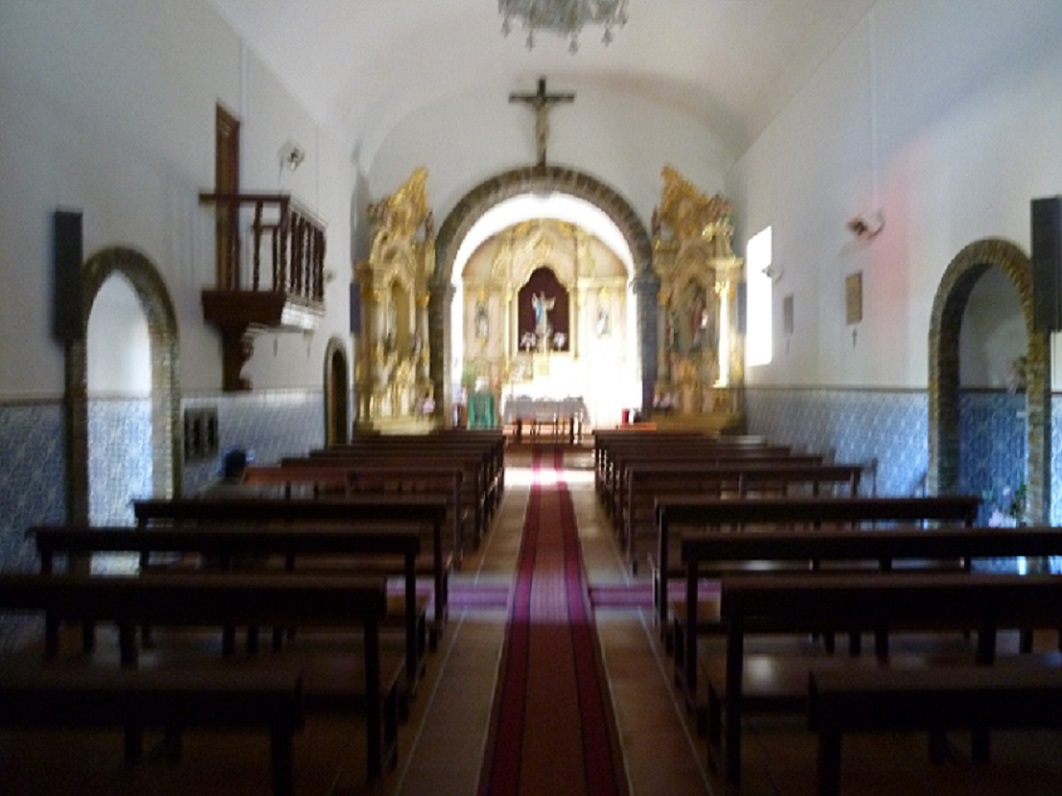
[729,0,1062,389]
[0,0,355,399]
[5,0,1062,402]
[87,275,151,397]
[959,267,1026,389]
[366,83,731,237]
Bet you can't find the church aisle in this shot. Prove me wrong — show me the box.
[391,444,1062,796]
[389,444,711,796]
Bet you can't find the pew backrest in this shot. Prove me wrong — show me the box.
[653,494,981,624]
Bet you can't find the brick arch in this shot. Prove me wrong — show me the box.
[431,165,655,414]
[928,237,1050,522]
[66,247,181,520]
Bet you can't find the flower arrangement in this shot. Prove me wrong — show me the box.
[652,392,675,413]
[983,482,1026,527]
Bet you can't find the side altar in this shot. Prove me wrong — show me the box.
[650,167,745,433]
[353,168,436,433]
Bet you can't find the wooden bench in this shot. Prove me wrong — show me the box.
[596,435,795,520]
[808,660,1062,796]
[132,495,451,647]
[0,661,303,796]
[273,458,472,558]
[678,526,1062,721]
[326,431,505,521]
[427,427,507,499]
[654,494,981,626]
[592,431,773,501]
[0,571,399,780]
[308,449,494,550]
[28,523,429,695]
[711,572,1062,788]
[592,428,765,473]
[604,445,805,522]
[621,462,863,572]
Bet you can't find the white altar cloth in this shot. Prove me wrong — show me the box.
[502,396,589,425]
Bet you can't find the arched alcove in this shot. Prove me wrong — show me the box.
[323,336,350,445]
[928,238,1050,523]
[433,166,655,418]
[66,247,180,521]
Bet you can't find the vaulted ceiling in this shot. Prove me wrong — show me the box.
[207,0,876,166]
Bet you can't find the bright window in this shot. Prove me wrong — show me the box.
[745,226,773,367]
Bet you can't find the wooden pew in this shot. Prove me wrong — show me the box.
[329,429,505,516]
[808,662,1062,796]
[606,449,820,533]
[592,428,761,479]
[710,572,1062,788]
[428,427,507,506]
[132,495,451,647]
[312,440,500,548]
[595,433,790,517]
[621,461,863,572]
[28,524,428,695]
[0,571,399,780]
[0,661,303,796]
[678,526,1062,720]
[271,458,471,560]
[592,430,771,496]
[654,494,981,626]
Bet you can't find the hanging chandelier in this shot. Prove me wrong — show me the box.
[499,0,629,53]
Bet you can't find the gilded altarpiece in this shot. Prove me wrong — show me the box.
[354,168,435,431]
[461,219,627,413]
[652,167,745,431]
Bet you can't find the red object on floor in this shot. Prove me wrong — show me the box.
[478,447,628,796]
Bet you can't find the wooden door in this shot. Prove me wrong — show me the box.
[215,105,240,288]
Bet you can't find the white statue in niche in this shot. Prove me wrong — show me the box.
[597,304,610,337]
[532,291,554,339]
[474,302,489,339]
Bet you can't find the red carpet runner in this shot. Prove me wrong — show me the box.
[478,447,628,796]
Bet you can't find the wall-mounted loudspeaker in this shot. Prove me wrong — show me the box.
[1032,196,1062,333]
[52,209,84,341]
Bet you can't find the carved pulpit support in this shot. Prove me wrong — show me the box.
[651,166,745,431]
[353,168,436,432]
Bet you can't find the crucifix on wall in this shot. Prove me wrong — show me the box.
[509,77,575,167]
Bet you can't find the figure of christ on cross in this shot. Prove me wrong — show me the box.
[509,77,575,167]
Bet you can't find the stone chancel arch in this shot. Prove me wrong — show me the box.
[432,165,655,417]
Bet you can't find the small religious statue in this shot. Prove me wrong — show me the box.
[474,302,489,339]
[689,294,706,349]
[596,306,610,338]
[531,291,555,347]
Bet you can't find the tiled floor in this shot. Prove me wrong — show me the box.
[5,444,1062,795]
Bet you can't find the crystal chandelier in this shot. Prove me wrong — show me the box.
[499,0,629,53]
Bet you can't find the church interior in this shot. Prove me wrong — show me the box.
[3,1,1062,794]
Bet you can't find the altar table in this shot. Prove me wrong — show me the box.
[502,397,588,443]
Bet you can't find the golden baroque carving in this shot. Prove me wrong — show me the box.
[654,166,735,256]
[368,167,430,242]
